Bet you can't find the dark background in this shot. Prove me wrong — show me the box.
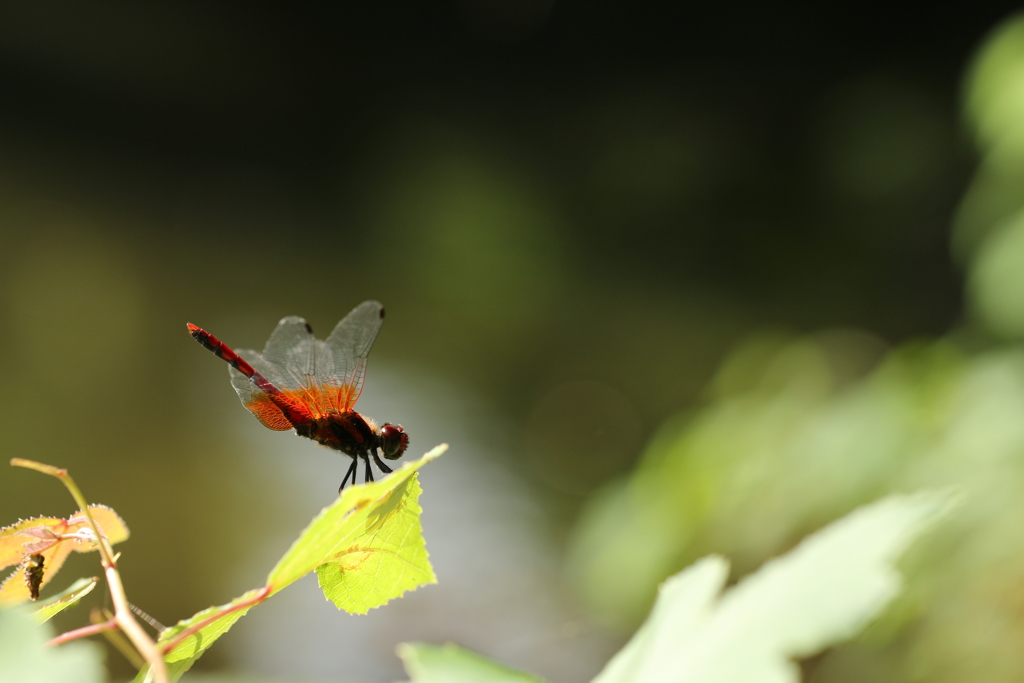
[0,2,1013,681]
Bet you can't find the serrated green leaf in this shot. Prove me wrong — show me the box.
[593,491,953,683]
[0,606,105,683]
[398,642,549,683]
[31,577,98,623]
[133,446,445,682]
[314,472,434,613]
[269,445,445,611]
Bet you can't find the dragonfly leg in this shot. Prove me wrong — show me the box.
[364,455,374,484]
[339,456,359,492]
[372,451,393,475]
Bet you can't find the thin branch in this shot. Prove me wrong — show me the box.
[47,618,117,646]
[11,459,170,683]
[96,608,147,670]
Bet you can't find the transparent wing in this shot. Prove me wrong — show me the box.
[259,316,319,391]
[227,351,299,430]
[227,352,260,405]
[324,300,386,410]
[213,317,321,421]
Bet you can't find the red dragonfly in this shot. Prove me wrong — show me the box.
[187,300,408,491]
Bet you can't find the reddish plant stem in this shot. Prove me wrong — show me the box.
[160,585,273,655]
[48,618,118,646]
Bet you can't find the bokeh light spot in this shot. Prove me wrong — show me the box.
[968,208,1024,339]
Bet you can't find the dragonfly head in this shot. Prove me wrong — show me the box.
[380,423,409,460]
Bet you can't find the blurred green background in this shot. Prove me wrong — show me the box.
[1,3,1023,682]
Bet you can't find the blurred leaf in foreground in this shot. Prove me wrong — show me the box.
[394,492,948,683]
[398,642,549,683]
[0,606,105,683]
[568,331,1024,682]
[592,491,951,683]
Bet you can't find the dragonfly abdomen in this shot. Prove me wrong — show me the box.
[187,323,279,395]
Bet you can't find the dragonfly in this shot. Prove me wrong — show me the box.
[187,300,408,491]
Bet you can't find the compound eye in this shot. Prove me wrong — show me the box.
[380,423,409,459]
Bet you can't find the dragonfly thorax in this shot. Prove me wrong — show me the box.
[294,411,379,458]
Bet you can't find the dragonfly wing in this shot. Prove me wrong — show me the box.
[257,316,342,419]
[227,350,301,431]
[260,316,318,390]
[324,300,385,410]
[227,351,260,405]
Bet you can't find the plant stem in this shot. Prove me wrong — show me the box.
[11,459,170,683]
[47,618,117,646]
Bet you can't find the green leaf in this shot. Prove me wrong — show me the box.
[133,587,268,682]
[398,642,549,683]
[0,606,106,683]
[31,577,98,623]
[160,588,267,664]
[135,446,445,682]
[269,444,445,612]
[313,472,433,613]
[592,491,953,683]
